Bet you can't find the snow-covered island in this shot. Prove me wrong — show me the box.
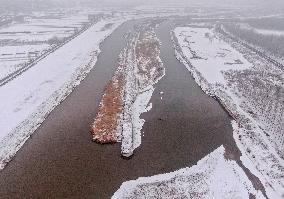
[91,19,165,157]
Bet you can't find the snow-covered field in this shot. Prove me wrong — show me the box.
[0,8,190,83]
[174,27,251,84]
[0,17,126,170]
[0,44,50,79]
[0,10,93,81]
[112,146,265,198]
[173,26,284,198]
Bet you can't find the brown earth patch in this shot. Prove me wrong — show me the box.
[91,74,124,144]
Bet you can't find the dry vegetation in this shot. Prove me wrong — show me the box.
[136,30,164,89]
[90,19,165,157]
[91,74,124,144]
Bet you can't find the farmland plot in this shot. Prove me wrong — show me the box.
[0,10,94,81]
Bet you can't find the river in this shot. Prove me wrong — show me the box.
[0,18,239,198]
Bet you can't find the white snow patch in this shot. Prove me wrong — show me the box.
[173,26,284,198]
[120,27,165,157]
[232,121,284,199]
[132,88,155,150]
[174,27,252,84]
[0,11,93,81]
[112,146,265,199]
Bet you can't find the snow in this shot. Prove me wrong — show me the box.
[120,24,165,157]
[120,45,157,157]
[160,91,164,100]
[0,44,50,80]
[174,27,252,84]
[232,121,284,199]
[0,15,89,37]
[0,17,126,169]
[0,11,92,82]
[132,88,155,151]
[173,25,284,198]
[112,146,265,199]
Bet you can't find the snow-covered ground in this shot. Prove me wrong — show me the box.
[0,10,92,81]
[121,24,165,157]
[112,146,265,198]
[0,8,190,83]
[0,44,50,80]
[174,27,251,84]
[0,17,126,170]
[173,26,284,198]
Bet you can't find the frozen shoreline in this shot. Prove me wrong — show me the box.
[172,26,284,198]
[0,10,94,83]
[112,146,265,198]
[120,21,165,157]
[0,18,126,170]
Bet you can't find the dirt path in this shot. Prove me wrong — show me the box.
[0,19,238,199]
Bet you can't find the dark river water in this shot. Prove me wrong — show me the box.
[0,18,238,198]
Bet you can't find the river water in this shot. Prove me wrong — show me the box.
[0,18,239,198]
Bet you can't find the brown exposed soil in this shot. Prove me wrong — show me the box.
[91,74,124,144]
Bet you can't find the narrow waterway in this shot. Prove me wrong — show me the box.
[138,19,238,172]
[0,18,239,198]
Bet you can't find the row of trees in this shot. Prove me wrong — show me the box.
[224,23,284,58]
[247,18,284,31]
